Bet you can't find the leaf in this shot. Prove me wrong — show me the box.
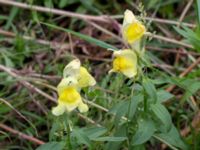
[36,142,65,150]
[83,127,107,139]
[142,78,157,102]
[151,103,172,131]
[92,136,127,142]
[155,125,188,150]
[157,90,174,103]
[41,22,117,50]
[131,119,155,145]
[174,26,200,51]
[4,5,19,30]
[72,129,91,147]
[128,94,143,119]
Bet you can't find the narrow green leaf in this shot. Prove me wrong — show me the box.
[4,6,19,30]
[151,103,172,131]
[41,22,117,50]
[93,136,127,142]
[181,81,200,104]
[131,119,155,145]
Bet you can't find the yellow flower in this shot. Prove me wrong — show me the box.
[63,59,96,88]
[52,77,88,116]
[109,49,137,78]
[122,9,146,44]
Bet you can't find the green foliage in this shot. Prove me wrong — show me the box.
[131,119,155,145]
[36,142,65,150]
[174,26,200,51]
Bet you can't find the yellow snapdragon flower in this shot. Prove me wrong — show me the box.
[63,59,96,88]
[109,49,137,78]
[52,77,88,116]
[122,9,146,44]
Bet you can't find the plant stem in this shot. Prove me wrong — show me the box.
[67,123,72,150]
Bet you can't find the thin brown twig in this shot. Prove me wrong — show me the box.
[0,0,108,22]
[0,123,45,145]
[145,32,193,49]
[0,28,70,50]
[146,46,200,56]
[112,15,196,28]
[0,65,57,103]
[178,0,194,27]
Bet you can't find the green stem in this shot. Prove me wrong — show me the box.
[67,123,72,150]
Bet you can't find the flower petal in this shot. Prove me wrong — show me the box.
[57,77,78,95]
[123,9,137,25]
[78,102,89,113]
[111,49,137,78]
[77,67,96,88]
[52,104,65,116]
[63,59,81,78]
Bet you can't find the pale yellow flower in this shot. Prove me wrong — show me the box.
[63,59,96,88]
[52,77,88,116]
[122,9,146,44]
[109,49,137,78]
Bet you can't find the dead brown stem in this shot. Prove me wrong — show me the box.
[0,123,45,145]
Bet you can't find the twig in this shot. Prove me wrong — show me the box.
[0,28,70,50]
[0,0,108,22]
[0,65,56,103]
[145,32,193,49]
[111,15,196,28]
[146,46,200,56]
[178,0,194,27]
[0,123,45,145]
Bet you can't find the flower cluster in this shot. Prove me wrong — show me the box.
[109,9,146,78]
[52,59,96,116]
[52,9,146,116]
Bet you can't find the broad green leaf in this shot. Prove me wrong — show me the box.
[92,136,127,142]
[128,94,143,119]
[157,90,174,103]
[132,119,155,145]
[142,78,157,102]
[114,101,129,125]
[42,22,117,50]
[151,103,172,131]
[83,127,107,139]
[155,125,188,150]
[72,129,91,147]
[36,142,65,150]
